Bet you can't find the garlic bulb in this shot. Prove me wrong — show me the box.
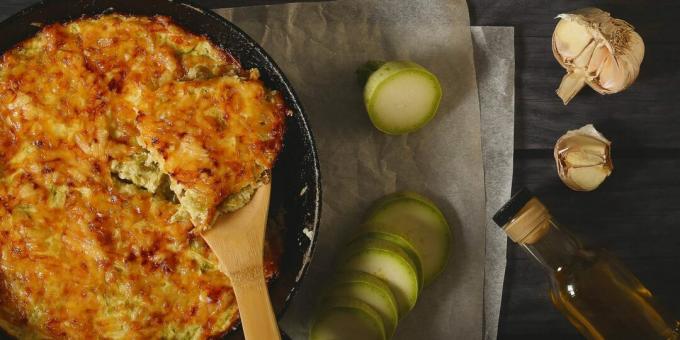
[552,8,644,104]
[554,124,613,191]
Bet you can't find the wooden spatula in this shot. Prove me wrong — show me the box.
[201,182,281,340]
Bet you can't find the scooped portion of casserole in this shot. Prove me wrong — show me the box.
[0,14,285,339]
[135,70,286,230]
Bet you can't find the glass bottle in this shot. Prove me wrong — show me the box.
[494,189,680,340]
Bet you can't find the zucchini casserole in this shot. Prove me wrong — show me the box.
[0,14,287,339]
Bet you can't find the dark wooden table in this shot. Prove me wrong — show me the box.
[470,1,680,339]
[2,1,679,339]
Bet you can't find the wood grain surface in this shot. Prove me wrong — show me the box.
[468,1,680,338]
[2,1,679,339]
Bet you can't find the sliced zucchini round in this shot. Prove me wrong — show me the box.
[326,271,399,336]
[358,231,423,292]
[365,191,451,286]
[362,61,442,135]
[340,237,420,316]
[311,297,386,340]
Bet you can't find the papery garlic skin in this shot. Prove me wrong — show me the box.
[554,124,613,191]
[552,8,645,104]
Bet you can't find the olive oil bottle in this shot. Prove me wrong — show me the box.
[494,189,680,340]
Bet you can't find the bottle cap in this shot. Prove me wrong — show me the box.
[493,188,533,227]
[494,188,551,244]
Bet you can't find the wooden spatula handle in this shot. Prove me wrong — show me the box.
[230,267,281,340]
[203,183,280,340]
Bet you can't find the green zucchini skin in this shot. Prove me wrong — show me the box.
[324,271,399,336]
[340,237,421,316]
[311,297,386,340]
[364,191,451,286]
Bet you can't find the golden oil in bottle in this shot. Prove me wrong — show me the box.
[494,189,679,340]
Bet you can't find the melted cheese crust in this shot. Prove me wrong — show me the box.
[136,71,286,229]
[0,15,283,339]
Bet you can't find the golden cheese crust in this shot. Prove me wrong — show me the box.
[136,71,286,230]
[0,14,284,339]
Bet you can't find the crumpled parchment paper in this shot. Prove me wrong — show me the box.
[217,2,514,339]
[471,26,515,340]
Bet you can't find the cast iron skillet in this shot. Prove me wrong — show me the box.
[0,1,321,339]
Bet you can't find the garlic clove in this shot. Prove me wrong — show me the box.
[554,124,613,192]
[552,8,644,104]
[554,19,593,61]
[565,151,604,167]
[586,44,609,76]
[566,165,610,191]
[580,140,607,156]
[556,71,587,105]
[556,133,608,158]
[573,39,598,69]
[596,54,628,93]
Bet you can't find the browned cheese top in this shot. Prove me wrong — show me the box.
[0,14,284,339]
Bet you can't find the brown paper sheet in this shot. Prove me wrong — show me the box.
[216,2,514,339]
